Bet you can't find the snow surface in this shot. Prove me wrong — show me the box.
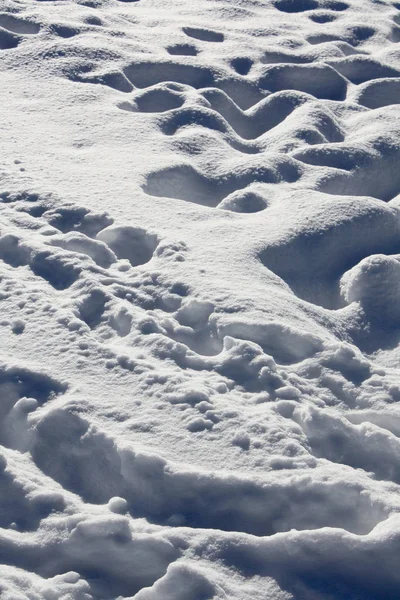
[1,0,400,597]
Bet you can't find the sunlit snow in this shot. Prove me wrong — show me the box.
[1,0,400,598]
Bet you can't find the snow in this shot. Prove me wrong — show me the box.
[1,0,400,597]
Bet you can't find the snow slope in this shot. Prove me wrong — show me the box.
[1,0,400,598]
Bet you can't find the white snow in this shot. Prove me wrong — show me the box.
[1,0,400,597]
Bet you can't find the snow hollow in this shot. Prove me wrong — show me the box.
[1,0,400,598]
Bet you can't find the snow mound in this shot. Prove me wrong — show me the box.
[1,0,400,597]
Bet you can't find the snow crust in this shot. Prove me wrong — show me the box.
[1,0,400,597]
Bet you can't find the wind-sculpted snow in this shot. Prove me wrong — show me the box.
[1,0,400,598]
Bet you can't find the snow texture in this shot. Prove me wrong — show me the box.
[0,0,400,598]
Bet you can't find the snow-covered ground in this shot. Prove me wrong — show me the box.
[1,0,400,597]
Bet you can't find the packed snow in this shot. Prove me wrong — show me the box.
[1,0,400,597]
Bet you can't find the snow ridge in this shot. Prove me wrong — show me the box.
[1,0,400,598]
